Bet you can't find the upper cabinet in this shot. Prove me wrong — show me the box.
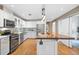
[0,10,15,28]
[14,17,24,28]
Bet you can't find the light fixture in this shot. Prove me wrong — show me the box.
[41,5,46,22]
[10,5,15,8]
[41,15,46,22]
[60,8,64,11]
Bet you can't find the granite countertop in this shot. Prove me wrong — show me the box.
[28,33,75,40]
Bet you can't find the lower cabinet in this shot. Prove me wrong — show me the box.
[24,31,36,40]
[37,40,57,55]
[0,36,10,55]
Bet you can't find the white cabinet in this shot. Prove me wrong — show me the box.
[0,10,4,27]
[0,36,10,55]
[23,22,37,28]
[37,40,57,55]
[27,31,36,38]
[0,19,4,27]
[0,10,15,27]
[24,31,36,40]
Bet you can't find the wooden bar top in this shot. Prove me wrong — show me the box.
[28,33,75,40]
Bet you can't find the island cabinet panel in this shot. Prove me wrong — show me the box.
[37,40,57,55]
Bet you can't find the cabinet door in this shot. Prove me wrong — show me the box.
[1,37,9,55]
[37,40,57,55]
[0,10,5,27]
[0,17,4,27]
[26,31,36,38]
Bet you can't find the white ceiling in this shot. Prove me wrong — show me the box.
[4,4,78,21]
[45,4,78,21]
[4,4,42,20]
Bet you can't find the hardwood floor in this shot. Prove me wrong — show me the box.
[11,39,37,55]
[58,42,79,55]
[10,39,79,55]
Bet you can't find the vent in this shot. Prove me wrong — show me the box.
[28,13,32,16]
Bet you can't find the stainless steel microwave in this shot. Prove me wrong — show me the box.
[4,19,15,28]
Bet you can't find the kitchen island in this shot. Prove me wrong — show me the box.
[28,33,75,55]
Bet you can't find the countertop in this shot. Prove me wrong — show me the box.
[0,35,10,39]
[28,33,75,40]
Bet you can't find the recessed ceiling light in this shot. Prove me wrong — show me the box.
[10,5,15,7]
[60,8,64,11]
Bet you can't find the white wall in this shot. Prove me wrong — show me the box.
[22,21,45,28]
[23,22,37,28]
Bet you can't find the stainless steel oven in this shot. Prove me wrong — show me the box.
[9,34,19,53]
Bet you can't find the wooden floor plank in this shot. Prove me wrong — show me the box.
[58,42,79,55]
[11,39,37,55]
[10,39,79,55]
